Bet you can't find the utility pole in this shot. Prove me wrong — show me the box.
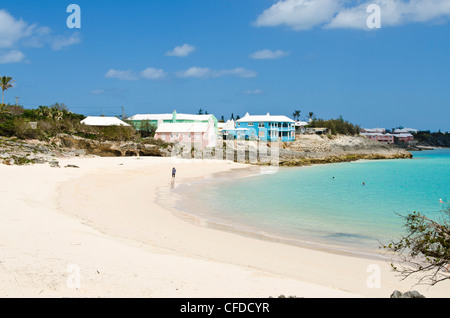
[15,96,19,106]
[122,106,125,120]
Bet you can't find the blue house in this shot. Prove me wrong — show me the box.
[225,113,295,142]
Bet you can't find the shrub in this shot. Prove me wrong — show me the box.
[308,116,361,135]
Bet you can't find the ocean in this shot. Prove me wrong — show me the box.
[172,148,450,258]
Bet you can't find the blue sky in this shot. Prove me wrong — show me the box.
[1,0,449,131]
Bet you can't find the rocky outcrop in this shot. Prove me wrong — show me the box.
[0,136,88,166]
[0,134,173,166]
[54,134,170,157]
[1,134,412,166]
[277,135,412,166]
[390,290,426,298]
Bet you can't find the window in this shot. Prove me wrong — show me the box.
[258,122,265,128]
[248,122,254,126]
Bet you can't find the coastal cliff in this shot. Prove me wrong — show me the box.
[277,134,412,166]
[0,133,411,166]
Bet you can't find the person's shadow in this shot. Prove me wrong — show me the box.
[170,178,175,190]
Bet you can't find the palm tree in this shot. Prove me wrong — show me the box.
[308,112,315,121]
[1,76,15,107]
[292,110,301,121]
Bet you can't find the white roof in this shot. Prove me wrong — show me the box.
[237,113,295,123]
[394,133,413,137]
[156,122,210,133]
[393,128,418,134]
[295,121,309,126]
[128,113,214,121]
[363,128,385,133]
[222,119,235,130]
[361,133,393,136]
[81,116,130,127]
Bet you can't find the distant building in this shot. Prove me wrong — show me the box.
[295,121,309,134]
[360,133,394,144]
[128,111,217,133]
[81,116,131,127]
[220,120,236,139]
[393,128,419,134]
[361,128,386,134]
[154,117,217,148]
[233,113,295,142]
[394,133,414,143]
[305,127,329,135]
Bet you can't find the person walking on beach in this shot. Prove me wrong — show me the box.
[172,167,176,178]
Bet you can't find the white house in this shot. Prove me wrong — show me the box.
[81,116,130,127]
[154,118,217,148]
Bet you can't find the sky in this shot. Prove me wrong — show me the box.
[1,0,449,131]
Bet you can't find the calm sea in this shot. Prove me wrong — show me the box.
[172,149,450,258]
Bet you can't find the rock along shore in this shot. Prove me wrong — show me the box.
[0,133,412,166]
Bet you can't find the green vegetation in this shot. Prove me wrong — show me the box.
[0,103,144,142]
[382,205,450,286]
[1,76,15,114]
[133,120,157,138]
[413,131,450,148]
[307,116,361,135]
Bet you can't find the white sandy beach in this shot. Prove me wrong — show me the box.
[0,156,449,298]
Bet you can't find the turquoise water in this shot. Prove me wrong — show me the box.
[176,149,450,256]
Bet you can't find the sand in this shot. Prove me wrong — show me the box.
[0,156,448,298]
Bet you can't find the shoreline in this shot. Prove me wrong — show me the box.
[162,164,390,262]
[1,156,449,297]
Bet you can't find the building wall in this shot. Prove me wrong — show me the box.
[154,123,217,148]
[235,121,295,141]
[130,115,218,133]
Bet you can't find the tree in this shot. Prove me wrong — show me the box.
[231,113,234,121]
[381,205,450,286]
[138,120,157,138]
[292,110,301,121]
[1,76,15,112]
[198,108,204,115]
[308,112,315,121]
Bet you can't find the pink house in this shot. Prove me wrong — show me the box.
[361,133,394,144]
[154,120,217,148]
[394,133,414,143]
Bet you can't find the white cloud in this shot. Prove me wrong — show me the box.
[0,10,32,48]
[255,0,450,30]
[90,89,105,95]
[51,32,82,50]
[0,9,81,55]
[327,0,450,29]
[0,50,26,64]
[141,67,167,80]
[176,67,212,78]
[250,49,290,59]
[255,0,340,30]
[166,44,196,57]
[216,68,258,78]
[244,89,264,95]
[176,67,258,79]
[105,69,139,81]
